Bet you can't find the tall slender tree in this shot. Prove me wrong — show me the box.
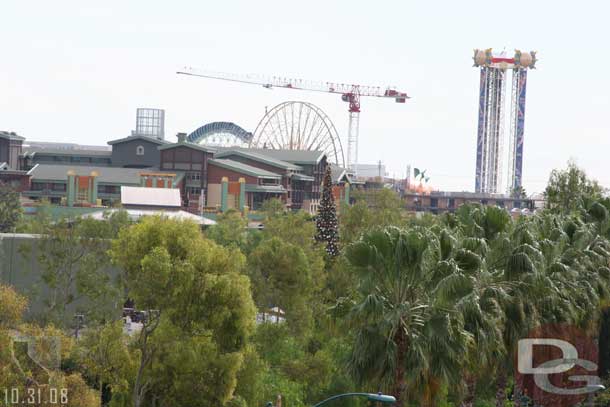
[315,166,339,257]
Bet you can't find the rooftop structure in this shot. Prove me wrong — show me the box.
[187,122,252,147]
[231,147,326,165]
[134,108,165,140]
[81,208,216,226]
[214,149,302,171]
[120,186,182,208]
[0,131,25,170]
[27,164,174,185]
[0,131,25,141]
[209,159,283,180]
[22,141,111,151]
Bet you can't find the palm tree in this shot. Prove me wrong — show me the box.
[451,205,524,406]
[344,226,472,406]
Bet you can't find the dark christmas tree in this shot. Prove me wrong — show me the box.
[315,165,339,257]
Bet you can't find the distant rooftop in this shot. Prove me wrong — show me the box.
[216,147,325,165]
[158,140,216,153]
[121,186,181,207]
[0,131,25,141]
[28,164,183,185]
[22,148,112,157]
[209,159,282,179]
[83,208,216,225]
[108,135,170,145]
[405,190,534,200]
[23,141,110,151]
[214,149,302,171]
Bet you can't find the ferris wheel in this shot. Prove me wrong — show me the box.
[250,101,345,167]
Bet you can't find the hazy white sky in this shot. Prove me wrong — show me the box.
[2,1,609,193]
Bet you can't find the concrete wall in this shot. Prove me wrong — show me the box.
[111,138,162,168]
[0,233,121,324]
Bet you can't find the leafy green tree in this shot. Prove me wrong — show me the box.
[260,197,286,218]
[339,200,373,244]
[206,209,249,250]
[63,373,102,407]
[0,182,22,232]
[263,211,315,248]
[262,210,326,283]
[14,200,52,234]
[510,185,528,199]
[249,323,343,407]
[545,160,604,213]
[0,284,100,406]
[315,166,339,257]
[76,321,135,396]
[0,284,28,328]
[351,188,403,227]
[233,345,269,407]
[248,237,316,336]
[110,216,256,407]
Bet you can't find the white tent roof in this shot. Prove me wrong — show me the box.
[120,186,181,207]
[83,209,216,225]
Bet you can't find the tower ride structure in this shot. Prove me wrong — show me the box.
[473,49,537,194]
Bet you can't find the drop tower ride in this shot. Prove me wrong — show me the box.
[473,48,537,194]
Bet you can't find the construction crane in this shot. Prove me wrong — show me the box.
[176,67,410,174]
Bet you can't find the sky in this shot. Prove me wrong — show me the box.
[2,0,609,194]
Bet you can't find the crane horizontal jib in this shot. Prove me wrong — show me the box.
[177,65,410,179]
[177,67,409,100]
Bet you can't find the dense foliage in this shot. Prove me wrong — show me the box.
[2,162,610,406]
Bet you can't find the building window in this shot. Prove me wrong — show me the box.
[430,198,438,208]
[188,187,201,195]
[136,145,145,156]
[448,198,455,208]
[187,172,201,181]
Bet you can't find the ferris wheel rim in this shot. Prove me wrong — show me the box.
[187,121,253,146]
[250,101,345,168]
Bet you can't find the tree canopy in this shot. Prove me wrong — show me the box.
[110,216,256,407]
[545,160,605,213]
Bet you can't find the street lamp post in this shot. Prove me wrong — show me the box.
[585,384,605,407]
[312,392,396,407]
[264,392,396,407]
